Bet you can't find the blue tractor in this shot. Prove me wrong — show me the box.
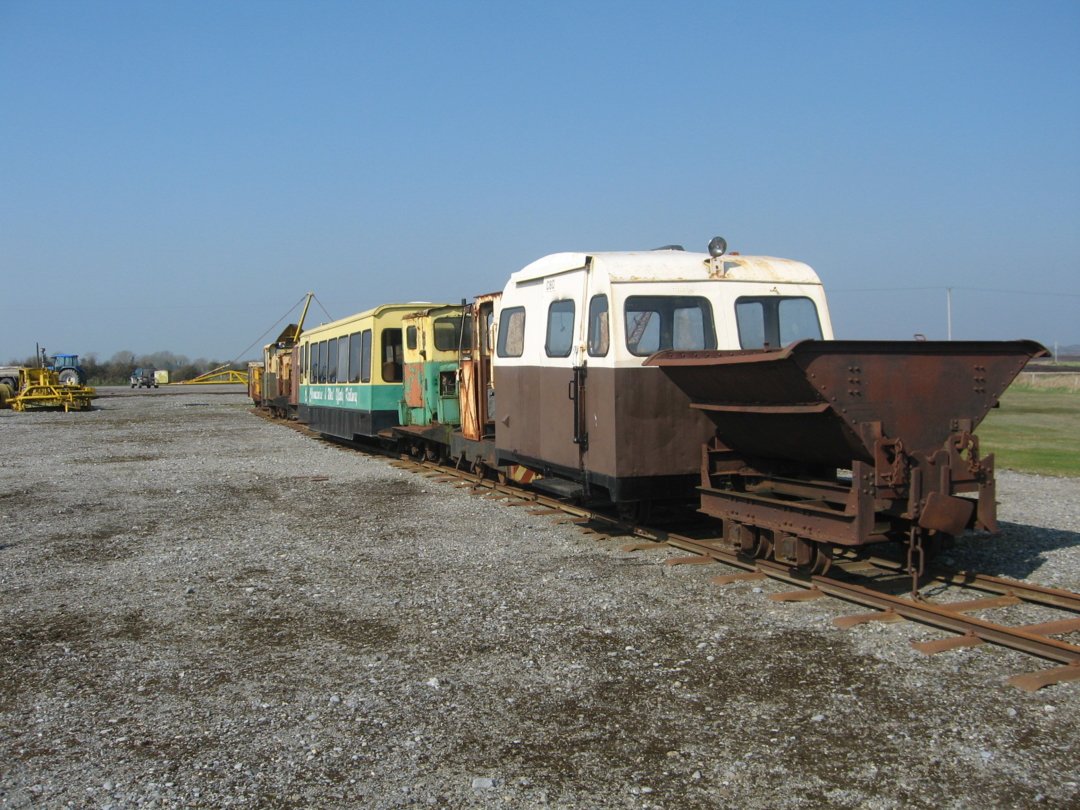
[40,349,88,386]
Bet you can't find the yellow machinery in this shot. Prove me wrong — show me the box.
[176,364,248,385]
[7,367,95,412]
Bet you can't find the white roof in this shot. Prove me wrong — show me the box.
[509,250,822,286]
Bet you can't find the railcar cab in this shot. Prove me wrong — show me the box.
[451,292,502,471]
[392,305,471,458]
[298,303,448,441]
[261,322,303,419]
[490,241,834,510]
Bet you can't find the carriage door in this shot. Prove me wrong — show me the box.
[571,259,600,476]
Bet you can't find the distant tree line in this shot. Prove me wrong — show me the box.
[5,350,247,385]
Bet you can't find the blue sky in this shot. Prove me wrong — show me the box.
[2,0,1078,362]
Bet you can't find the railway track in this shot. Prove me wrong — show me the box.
[261,412,1080,692]
[396,454,1080,692]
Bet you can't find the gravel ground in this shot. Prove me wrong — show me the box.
[1,389,1078,809]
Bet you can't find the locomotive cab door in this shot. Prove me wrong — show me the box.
[571,260,597,473]
[532,262,591,487]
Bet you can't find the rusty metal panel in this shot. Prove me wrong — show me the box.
[649,338,1047,554]
[647,339,1046,467]
[403,362,424,409]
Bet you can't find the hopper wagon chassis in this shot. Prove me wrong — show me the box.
[647,339,1047,586]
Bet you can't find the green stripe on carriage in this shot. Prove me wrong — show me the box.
[300,384,402,410]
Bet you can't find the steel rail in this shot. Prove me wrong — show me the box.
[657,533,1080,667]
[857,555,1080,612]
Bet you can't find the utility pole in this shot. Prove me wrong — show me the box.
[946,287,953,340]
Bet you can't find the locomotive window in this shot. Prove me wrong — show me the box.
[348,332,362,383]
[360,330,372,383]
[433,316,465,352]
[459,314,474,351]
[483,308,494,354]
[623,296,716,356]
[735,296,823,349]
[587,295,609,357]
[497,307,526,357]
[545,300,575,358]
[406,325,417,351]
[382,329,403,382]
[337,335,350,384]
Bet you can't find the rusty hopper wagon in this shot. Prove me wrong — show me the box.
[646,339,1047,580]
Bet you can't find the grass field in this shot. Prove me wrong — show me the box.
[977,386,1080,477]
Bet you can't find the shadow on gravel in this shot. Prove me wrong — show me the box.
[952,521,1080,581]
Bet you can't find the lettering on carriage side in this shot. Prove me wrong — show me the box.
[345,389,358,404]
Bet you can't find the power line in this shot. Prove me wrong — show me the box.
[831,285,1080,298]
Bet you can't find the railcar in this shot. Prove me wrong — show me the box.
[247,361,264,407]
[394,304,470,455]
[484,246,833,510]
[260,324,303,419]
[297,303,450,440]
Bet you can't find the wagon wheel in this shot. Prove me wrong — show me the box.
[808,542,833,576]
[622,501,652,527]
[749,530,773,561]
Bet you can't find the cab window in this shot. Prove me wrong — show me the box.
[381,329,403,381]
[735,296,823,349]
[623,296,716,356]
[497,307,526,357]
[545,300,575,358]
[587,295,609,357]
[433,316,465,352]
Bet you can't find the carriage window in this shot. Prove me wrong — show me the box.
[497,307,526,357]
[545,300,575,358]
[337,335,350,384]
[382,329,403,382]
[299,344,306,378]
[735,296,823,349]
[317,340,327,383]
[587,295,609,357]
[360,330,372,382]
[406,325,418,351]
[326,338,339,383]
[434,316,465,352]
[348,332,362,383]
[623,296,716,356]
